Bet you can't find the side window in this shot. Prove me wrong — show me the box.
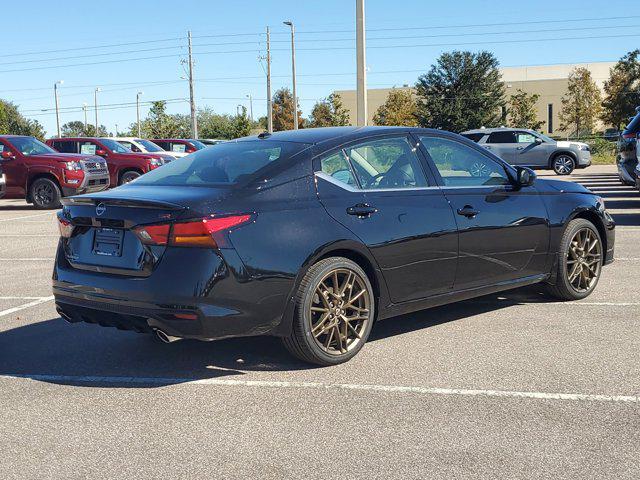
[119,141,137,152]
[0,143,5,153]
[344,137,428,189]
[515,132,537,143]
[53,141,77,153]
[171,143,187,153]
[320,151,357,187]
[487,131,516,144]
[461,133,485,143]
[419,136,511,187]
[79,141,98,155]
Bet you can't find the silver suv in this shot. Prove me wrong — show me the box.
[461,128,591,175]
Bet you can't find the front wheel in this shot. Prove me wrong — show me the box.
[545,219,603,301]
[553,154,575,175]
[29,177,61,209]
[282,257,375,366]
[119,170,141,185]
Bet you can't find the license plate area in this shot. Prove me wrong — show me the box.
[93,228,124,257]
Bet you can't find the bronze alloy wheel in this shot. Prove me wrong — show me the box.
[566,227,602,293]
[309,268,371,355]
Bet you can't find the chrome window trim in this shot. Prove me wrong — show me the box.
[315,171,441,193]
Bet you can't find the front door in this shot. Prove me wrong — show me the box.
[417,134,549,291]
[0,139,27,197]
[315,134,458,303]
[512,131,554,167]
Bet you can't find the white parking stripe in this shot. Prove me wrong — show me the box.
[0,296,51,300]
[0,296,54,318]
[0,234,58,237]
[0,258,54,261]
[0,374,638,404]
[0,212,55,222]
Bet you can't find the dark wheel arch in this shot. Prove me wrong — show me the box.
[569,209,608,258]
[28,174,62,209]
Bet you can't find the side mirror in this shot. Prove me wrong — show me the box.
[1,151,15,160]
[95,149,107,156]
[516,166,536,187]
[534,138,543,145]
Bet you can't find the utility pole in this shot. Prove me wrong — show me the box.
[136,91,143,137]
[266,26,273,133]
[187,30,198,138]
[283,21,298,130]
[115,124,119,136]
[82,103,88,133]
[94,87,101,136]
[246,94,254,122]
[356,0,368,126]
[54,80,63,137]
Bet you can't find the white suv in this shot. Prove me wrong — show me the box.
[113,137,184,161]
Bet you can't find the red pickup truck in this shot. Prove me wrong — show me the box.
[47,137,168,187]
[0,135,109,209]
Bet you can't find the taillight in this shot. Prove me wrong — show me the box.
[133,215,252,248]
[622,132,637,139]
[57,215,74,238]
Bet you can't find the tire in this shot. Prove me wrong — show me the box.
[119,170,141,185]
[552,154,575,175]
[282,257,375,366]
[29,177,61,209]
[545,219,603,301]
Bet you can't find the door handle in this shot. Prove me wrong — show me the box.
[457,205,479,218]
[483,145,492,149]
[346,203,377,217]
[516,146,524,150]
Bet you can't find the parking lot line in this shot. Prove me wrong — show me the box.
[0,258,55,261]
[1,374,638,404]
[0,234,59,237]
[0,296,54,318]
[0,212,55,222]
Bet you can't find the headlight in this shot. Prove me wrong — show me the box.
[596,196,606,212]
[149,157,164,166]
[579,145,590,151]
[65,161,82,171]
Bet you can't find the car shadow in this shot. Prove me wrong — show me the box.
[0,286,551,388]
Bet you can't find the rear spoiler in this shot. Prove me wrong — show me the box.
[61,196,186,211]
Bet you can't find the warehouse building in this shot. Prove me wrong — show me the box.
[334,61,615,135]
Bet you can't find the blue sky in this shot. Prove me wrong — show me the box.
[2,0,636,135]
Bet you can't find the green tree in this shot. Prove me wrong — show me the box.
[559,67,603,137]
[308,93,350,127]
[272,88,304,131]
[137,101,190,138]
[232,106,252,138]
[60,121,108,137]
[601,50,640,129]
[415,51,505,132]
[197,107,236,139]
[373,89,418,126]
[507,89,544,130]
[0,99,47,140]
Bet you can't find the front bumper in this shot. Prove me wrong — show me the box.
[576,151,591,168]
[62,172,110,197]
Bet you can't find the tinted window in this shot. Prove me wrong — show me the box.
[136,139,164,152]
[515,132,537,143]
[153,141,170,150]
[118,141,140,152]
[189,140,207,150]
[133,140,310,186]
[419,136,510,187]
[9,137,57,156]
[321,151,357,187]
[51,140,77,153]
[487,131,516,144]
[344,137,428,189]
[461,133,485,142]
[99,138,130,153]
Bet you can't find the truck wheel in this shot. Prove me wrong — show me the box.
[119,171,141,185]
[553,154,575,175]
[29,178,61,209]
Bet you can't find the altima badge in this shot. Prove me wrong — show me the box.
[96,203,106,216]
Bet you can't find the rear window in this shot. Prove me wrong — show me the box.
[133,140,310,186]
[487,131,516,143]
[461,133,485,142]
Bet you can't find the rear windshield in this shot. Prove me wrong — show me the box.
[624,110,640,134]
[133,140,310,186]
[189,139,207,150]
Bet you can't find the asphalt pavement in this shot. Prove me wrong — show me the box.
[1,165,639,479]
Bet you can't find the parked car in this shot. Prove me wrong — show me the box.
[461,127,591,175]
[604,128,621,142]
[47,137,168,187]
[0,135,108,209]
[200,138,227,147]
[54,127,614,365]
[112,137,179,161]
[151,138,207,155]
[616,107,640,186]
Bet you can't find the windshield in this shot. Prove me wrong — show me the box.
[133,140,310,186]
[100,138,131,153]
[136,139,164,152]
[9,137,57,156]
[189,139,207,150]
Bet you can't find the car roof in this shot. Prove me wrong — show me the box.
[150,138,195,142]
[111,137,140,141]
[461,127,535,134]
[0,135,33,139]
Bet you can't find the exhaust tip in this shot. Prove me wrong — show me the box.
[154,328,182,344]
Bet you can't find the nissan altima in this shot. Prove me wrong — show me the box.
[53,127,615,365]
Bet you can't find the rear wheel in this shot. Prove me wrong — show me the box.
[119,170,141,185]
[552,154,575,175]
[282,257,375,366]
[545,219,603,301]
[29,177,61,209]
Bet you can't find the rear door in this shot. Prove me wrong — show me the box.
[417,134,549,290]
[483,131,517,163]
[315,134,458,303]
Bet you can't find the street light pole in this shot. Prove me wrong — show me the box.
[356,0,368,126]
[82,103,88,133]
[187,30,198,138]
[283,21,298,130]
[136,91,143,137]
[266,26,273,133]
[246,94,253,122]
[94,87,101,135]
[54,80,63,137]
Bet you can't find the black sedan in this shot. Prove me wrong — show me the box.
[54,127,615,365]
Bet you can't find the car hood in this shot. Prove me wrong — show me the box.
[536,178,592,194]
[556,140,588,149]
[36,153,104,162]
